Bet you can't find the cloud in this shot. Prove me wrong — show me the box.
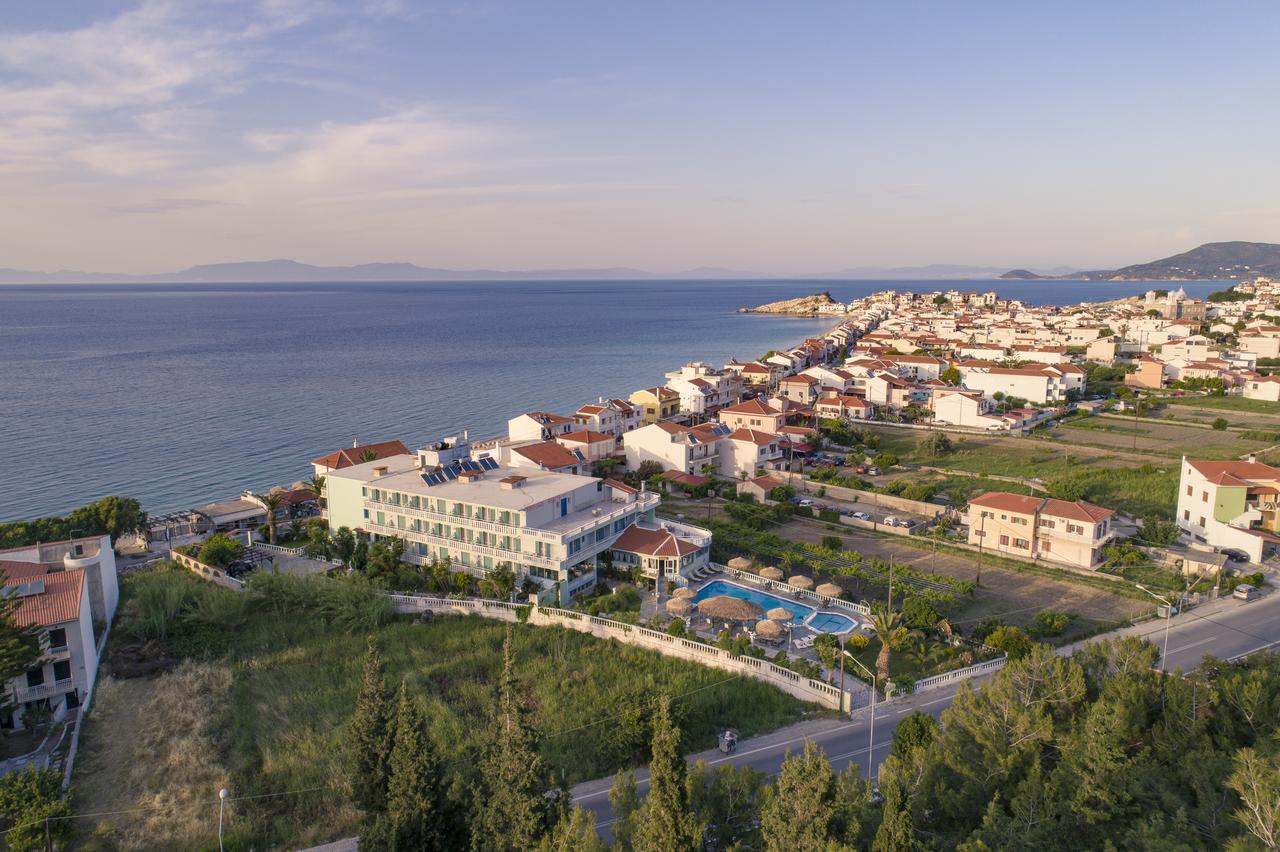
[111,197,232,214]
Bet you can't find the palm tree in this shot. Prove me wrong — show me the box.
[700,462,717,478]
[259,492,283,545]
[305,474,326,514]
[869,607,922,685]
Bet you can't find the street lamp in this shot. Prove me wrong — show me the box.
[1135,581,1187,672]
[841,648,877,782]
[218,787,228,852]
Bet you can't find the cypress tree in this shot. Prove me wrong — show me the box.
[383,682,448,850]
[536,805,608,852]
[608,770,640,852]
[633,695,701,852]
[472,629,550,851]
[872,775,917,852]
[350,637,393,815]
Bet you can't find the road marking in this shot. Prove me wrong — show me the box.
[1167,636,1216,655]
[1228,638,1280,662]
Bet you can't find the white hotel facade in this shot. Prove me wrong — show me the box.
[323,452,710,603]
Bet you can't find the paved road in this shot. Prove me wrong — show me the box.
[571,587,1280,836]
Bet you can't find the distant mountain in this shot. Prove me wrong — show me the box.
[803,263,1076,280]
[0,260,773,284]
[1001,241,1280,281]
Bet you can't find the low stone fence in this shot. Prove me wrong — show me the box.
[796,476,944,518]
[836,516,917,537]
[169,550,246,591]
[719,565,872,616]
[252,542,306,557]
[911,655,1006,695]
[388,593,852,713]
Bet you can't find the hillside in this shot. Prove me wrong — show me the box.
[1002,241,1280,281]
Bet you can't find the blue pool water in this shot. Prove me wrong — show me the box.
[808,612,858,633]
[694,580,813,623]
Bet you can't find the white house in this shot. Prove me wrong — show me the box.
[622,421,728,475]
[507,411,576,443]
[931,389,1005,429]
[719,428,784,479]
[1242,375,1280,402]
[1176,458,1280,564]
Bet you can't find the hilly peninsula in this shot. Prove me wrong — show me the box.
[1002,241,1280,281]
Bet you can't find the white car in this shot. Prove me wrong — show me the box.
[851,511,870,521]
[798,499,814,508]
[883,515,900,526]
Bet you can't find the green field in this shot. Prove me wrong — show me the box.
[1158,395,1280,413]
[867,426,1178,517]
[73,569,812,849]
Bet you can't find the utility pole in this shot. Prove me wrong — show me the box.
[976,512,985,588]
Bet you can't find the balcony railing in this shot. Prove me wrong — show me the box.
[364,520,561,569]
[14,678,74,704]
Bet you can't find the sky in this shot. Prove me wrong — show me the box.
[1,1,1278,275]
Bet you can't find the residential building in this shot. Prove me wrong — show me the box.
[0,534,119,731]
[931,389,1004,429]
[1243,375,1280,402]
[311,439,410,475]
[777,374,820,404]
[608,519,712,584]
[1125,357,1167,390]
[508,411,576,443]
[1176,458,1280,563]
[622,421,727,475]
[556,429,617,462]
[719,428,784,478]
[628,387,681,424]
[664,362,742,416]
[967,492,1115,569]
[717,398,787,434]
[814,392,874,421]
[508,440,589,475]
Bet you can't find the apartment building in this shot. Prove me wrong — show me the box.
[622,421,728,475]
[574,401,625,437]
[717,398,787,434]
[508,411,576,443]
[1176,458,1280,563]
[664,362,742,416]
[967,492,1115,569]
[956,364,1067,404]
[777,374,820,405]
[330,457,695,603]
[629,387,682,424]
[719,428,784,479]
[0,534,119,731]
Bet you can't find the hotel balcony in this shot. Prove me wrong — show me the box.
[364,519,560,570]
[14,677,74,704]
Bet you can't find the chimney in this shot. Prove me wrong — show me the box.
[1247,454,1257,464]
[373,465,388,477]
[352,438,359,448]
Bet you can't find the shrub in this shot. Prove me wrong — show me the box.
[818,509,840,523]
[970,618,1004,644]
[196,533,244,567]
[985,625,1033,659]
[1028,610,1073,638]
[821,535,843,550]
[876,453,899,468]
[666,617,686,637]
[901,597,939,630]
[1212,417,1229,431]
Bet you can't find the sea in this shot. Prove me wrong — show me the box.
[0,278,1225,521]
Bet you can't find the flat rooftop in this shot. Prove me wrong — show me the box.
[374,466,606,511]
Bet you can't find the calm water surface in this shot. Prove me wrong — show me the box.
[0,278,1222,519]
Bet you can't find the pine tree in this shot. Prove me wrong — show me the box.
[384,682,447,850]
[873,775,917,852]
[536,805,608,852]
[608,770,640,852]
[633,695,700,852]
[760,740,842,850]
[350,637,394,815]
[472,630,550,852]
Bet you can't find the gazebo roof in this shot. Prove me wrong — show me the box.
[816,582,842,598]
[759,566,784,581]
[787,575,814,589]
[665,597,694,615]
[697,595,764,621]
[727,556,753,571]
[755,619,785,638]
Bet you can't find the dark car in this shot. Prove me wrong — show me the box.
[1221,548,1251,564]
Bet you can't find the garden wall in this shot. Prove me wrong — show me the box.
[388,593,852,713]
[795,476,944,517]
[168,550,246,592]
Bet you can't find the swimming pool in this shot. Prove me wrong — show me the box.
[808,612,858,633]
[693,580,813,623]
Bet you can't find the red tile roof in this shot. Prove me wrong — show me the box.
[611,523,701,557]
[558,429,613,444]
[511,441,582,470]
[0,562,84,628]
[311,440,409,469]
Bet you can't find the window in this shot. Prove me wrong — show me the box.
[25,668,44,687]
[1198,516,1205,527]
[1039,519,1055,529]
[1041,540,1051,552]
[46,628,66,650]
[1013,538,1030,549]
[1183,510,1190,521]
[999,534,1010,546]
[1201,491,1208,503]
[52,660,71,682]
[1186,485,1193,497]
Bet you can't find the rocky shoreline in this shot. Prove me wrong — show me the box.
[737,291,839,316]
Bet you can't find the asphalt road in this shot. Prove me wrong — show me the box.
[571,587,1280,836]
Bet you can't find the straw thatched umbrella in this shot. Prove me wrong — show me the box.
[665,597,694,616]
[672,587,696,599]
[787,575,814,590]
[759,566,784,581]
[766,607,793,622]
[697,595,764,622]
[726,556,752,572]
[816,582,842,598]
[755,619,785,640]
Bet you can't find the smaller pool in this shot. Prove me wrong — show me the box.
[807,612,858,634]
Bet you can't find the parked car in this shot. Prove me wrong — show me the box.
[883,515,900,526]
[897,519,918,529]
[866,467,881,476]
[851,511,870,521]
[1234,583,1260,601]
[798,499,814,507]
[1220,548,1251,564]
